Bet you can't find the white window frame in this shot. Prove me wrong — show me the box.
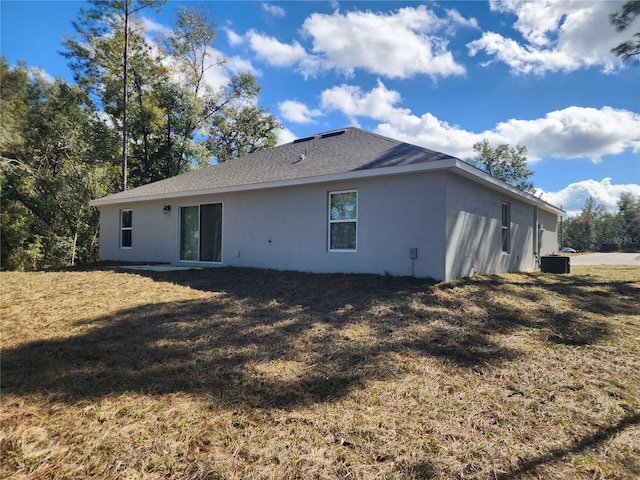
[120,209,132,249]
[328,190,358,252]
[501,203,510,254]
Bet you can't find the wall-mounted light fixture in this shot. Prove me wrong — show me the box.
[163,205,171,215]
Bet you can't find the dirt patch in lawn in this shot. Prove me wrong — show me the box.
[1,266,639,479]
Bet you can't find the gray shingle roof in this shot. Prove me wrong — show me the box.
[92,127,458,204]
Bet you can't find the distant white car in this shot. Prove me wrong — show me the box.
[563,247,577,253]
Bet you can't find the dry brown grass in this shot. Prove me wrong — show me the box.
[1,265,639,479]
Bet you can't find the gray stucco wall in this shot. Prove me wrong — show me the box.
[537,208,560,255]
[444,172,558,279]
[98,171,448,279]
[97,170,559,281]
[98,200,178,264]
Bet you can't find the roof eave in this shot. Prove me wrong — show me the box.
[90,159,460,207]
[90,158,565,216]
[451,160,565,216]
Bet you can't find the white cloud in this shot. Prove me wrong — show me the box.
[302,6,469,78]
[319,81,640,162]
[494,107,640,162]
[538,178,640,216]
[245,29,308,67]
[278,100,322,124]
[467,31,581,73]
[224,55,260,76]
[225,28,244,47]
[232,5,476,79]
[138,16,172,38]
[496,0,575,47]
[92,109,114,128]
[375,113,486,159]
[444,8,480,33]
[320,81,410,124]
[277,126,297,145]
[319,81,480,156]
[467,0,637,74]
[29,67,55,84]
[262,3,286,18]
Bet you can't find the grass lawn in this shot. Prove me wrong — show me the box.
[1,265,639,479]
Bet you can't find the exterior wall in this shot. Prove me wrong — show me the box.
[98,170,559,281]
[99,201,179,264]
[444,172,558,280]
[98,171,448,279]
[537,208,560,255]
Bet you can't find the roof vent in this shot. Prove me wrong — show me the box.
[292,150,306,164]
[293,136,315,144]
[321,130,345,139]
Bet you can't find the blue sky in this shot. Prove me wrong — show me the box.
[2,0,639,215]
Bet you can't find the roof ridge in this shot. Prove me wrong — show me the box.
[288,126,461,160]
[290,126,355,144]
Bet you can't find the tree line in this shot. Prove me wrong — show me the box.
[562,193,640,253]
[1,1,637,270]
[1,1,279,270]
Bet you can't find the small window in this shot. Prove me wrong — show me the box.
[329,190,357,251]
[121,209,132,248]
[501,203,510,253]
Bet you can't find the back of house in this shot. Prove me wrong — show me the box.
[91,127,563,281]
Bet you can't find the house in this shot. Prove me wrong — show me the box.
[90,127,563,281]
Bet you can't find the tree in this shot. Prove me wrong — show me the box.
[616,192,640,250]
[63,0,167,190]
[598,211,624,252]
[576,197,608,252]
[470,139,535,192]
[64,3,280,186]
[158,5,225,175]
[205,75,280,162]
[1,59,119,269]
[166,8,280,164]
[560,194,640,253]
[3,7,281,270]
[0,59,36,269]
[167,6,221,99]
[610,0,640,64]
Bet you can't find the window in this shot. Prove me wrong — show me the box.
[120,209,132,248]
[329,190,357,251]
[180,203,222,262]
[501,203,510,253]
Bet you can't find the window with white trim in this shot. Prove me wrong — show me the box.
[501,203,510,253]
[120,209,132,248]
[329,190,357,251]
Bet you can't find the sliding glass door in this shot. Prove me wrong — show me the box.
[180,203,222,262]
